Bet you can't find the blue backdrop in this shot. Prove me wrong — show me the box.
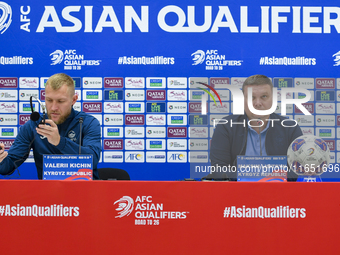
[1,0,340,180]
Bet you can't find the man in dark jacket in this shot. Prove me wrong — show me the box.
[0,73,101,179]
[209,75,302,181]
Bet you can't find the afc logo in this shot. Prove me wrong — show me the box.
[126,153,143,161]
[168,153,185,161]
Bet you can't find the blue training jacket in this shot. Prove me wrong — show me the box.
[0,109,101,179]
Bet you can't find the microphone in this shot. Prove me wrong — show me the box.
[30,96,46,124]
[79,117,83,154]
[257,119,262,156]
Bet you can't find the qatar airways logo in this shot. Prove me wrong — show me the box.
[147,90,166,100]
[104,139,123,150]
[210,77,230,87]
[167,127,187,138]
[125,115,144,125]
[83,102,102,113]
[0,78,17,88]
[316,78,335,89]
[104,78,123,88]
[40,90,46,100]
[189,103,203,113]
[325,140,335,151]
[19,114,31,125]
[0,139,14,149]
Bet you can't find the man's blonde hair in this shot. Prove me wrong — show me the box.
[46,73,75,95]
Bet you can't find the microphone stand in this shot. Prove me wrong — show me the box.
[79,117,83,155]
[258,119,262,156]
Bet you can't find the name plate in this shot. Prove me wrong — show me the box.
[237,156,287,182]
[297,176,322,182]
[43,155,93,181]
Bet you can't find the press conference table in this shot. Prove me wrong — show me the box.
[0,180,339,254]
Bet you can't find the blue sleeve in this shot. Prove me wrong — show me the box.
[55,117,101,169]
[0,122,35,175]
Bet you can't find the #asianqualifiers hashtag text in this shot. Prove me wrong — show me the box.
[224,205,306,219]
[118,56,175,65]
[0,204,80,217]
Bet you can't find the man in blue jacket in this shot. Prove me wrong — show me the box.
[209,75,303,181]
[0,73,101,179]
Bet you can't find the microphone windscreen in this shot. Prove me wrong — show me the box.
[30,112,40,121]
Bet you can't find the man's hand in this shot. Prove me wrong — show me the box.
[0,143,8,163]
[36,119,61,146]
